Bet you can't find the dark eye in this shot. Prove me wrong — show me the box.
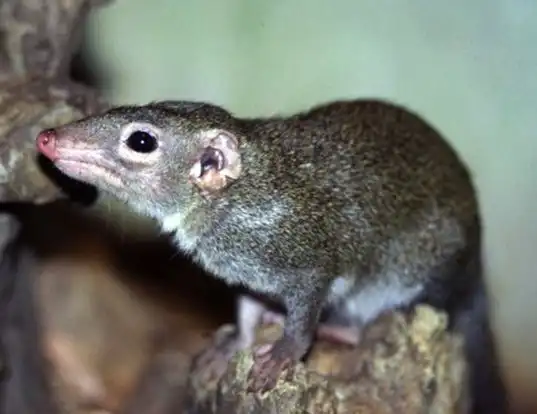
[200,148,223,174]
[126,130,158,153]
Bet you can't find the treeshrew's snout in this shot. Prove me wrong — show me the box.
[36,129,59,161]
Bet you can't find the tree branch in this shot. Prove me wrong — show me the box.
[185,306,470,414]
[0,0,111,205]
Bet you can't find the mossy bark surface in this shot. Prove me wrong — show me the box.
[185,306,470,414]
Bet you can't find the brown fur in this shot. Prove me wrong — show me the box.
[38,98,482,394]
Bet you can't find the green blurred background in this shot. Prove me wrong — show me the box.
[82,0,537,403]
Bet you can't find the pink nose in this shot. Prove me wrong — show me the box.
[36,129,58,161]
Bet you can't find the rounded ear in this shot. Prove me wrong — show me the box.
[189,130,242,195]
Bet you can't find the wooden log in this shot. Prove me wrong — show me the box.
[185,305,470,414]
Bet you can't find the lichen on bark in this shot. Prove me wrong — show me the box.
[185,306,470,414]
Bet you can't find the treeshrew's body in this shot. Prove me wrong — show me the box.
[163,100,477,325]
[36,98,479,393]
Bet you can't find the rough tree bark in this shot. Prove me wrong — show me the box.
[0,1,472,413]
[0,0,110,206]
[185,306,470,414]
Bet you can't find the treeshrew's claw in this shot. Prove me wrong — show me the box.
[246,341,297,393]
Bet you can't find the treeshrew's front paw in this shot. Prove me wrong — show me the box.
[246,338,302,393]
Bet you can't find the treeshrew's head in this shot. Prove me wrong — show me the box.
[35,101,245,219]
